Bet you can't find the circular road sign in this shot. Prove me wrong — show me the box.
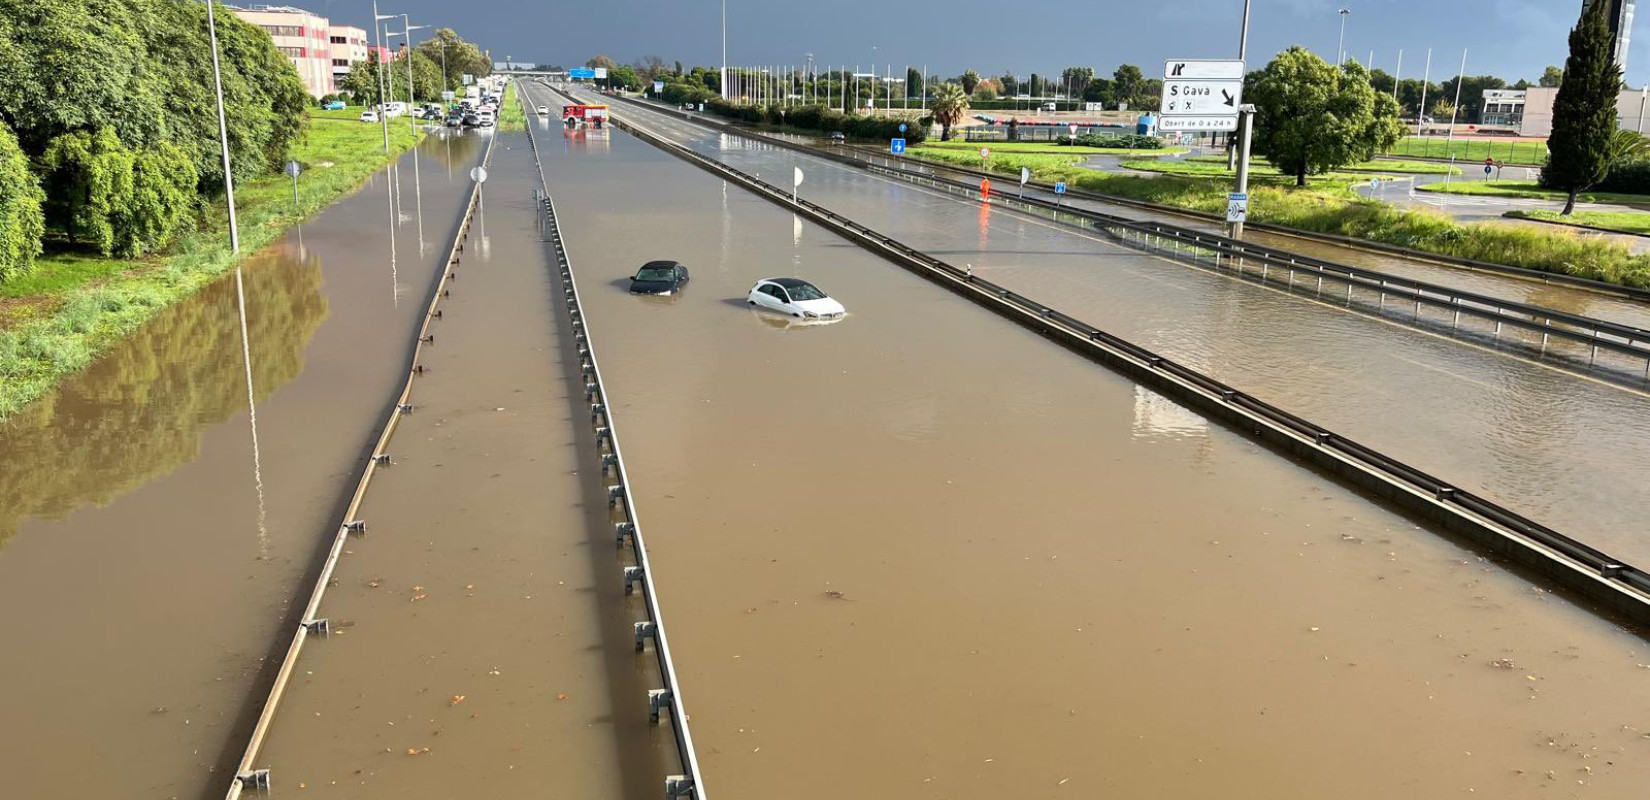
[1484,164,1493,175]
[899,122,907,132]
[470,166,488,183]
[284,160,301,178]
[980,147,990,159]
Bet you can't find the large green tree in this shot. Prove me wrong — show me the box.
[1247,47,1387,186]
[959,70,980,96]
[1112,64,1145,108]
[1539,65,1565,87]
[1544,1,1622,214]
[415,28,490,90]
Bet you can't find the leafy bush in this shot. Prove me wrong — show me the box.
[0,122,45,281]
[1063,133,1160,149]
[1594,158,1650,194]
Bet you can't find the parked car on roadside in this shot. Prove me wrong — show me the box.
[322,99,346,111]
[359,110,379,123]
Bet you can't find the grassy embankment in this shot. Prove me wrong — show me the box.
[0,110,423,418]
[1413,179,1650,207]
[919,139,1185,157]
[1386,136,1548,165]
[1139,155,1459,176]
[1507,209,1650,235]
[905,145,1650,289]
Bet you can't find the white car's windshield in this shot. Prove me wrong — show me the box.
[636,266,675,282]
[785,283,826,301]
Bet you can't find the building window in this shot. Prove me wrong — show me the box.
[261,25,304,37]
[330,36,347,44]
[277,46,305,58]
[332,58,350,67]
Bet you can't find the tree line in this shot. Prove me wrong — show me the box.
[0,0,309,281]
[337,28,491,107]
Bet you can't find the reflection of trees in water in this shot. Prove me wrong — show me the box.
[422,131,486,173]
[0,246,329,545]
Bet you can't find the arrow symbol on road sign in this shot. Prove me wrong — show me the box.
[1222,89,1235,107]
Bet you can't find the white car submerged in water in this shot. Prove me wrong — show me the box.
[746,278,845,320]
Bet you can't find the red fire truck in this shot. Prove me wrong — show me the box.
[561,104,609,124]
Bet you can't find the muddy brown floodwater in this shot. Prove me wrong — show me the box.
[0,130,484,799]
[522,81,1650,800]
[250,132,670,798]
[591,92,1650,565]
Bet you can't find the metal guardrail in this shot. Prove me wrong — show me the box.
[521,81,708,800]
[590,90,1650,624]
[224,119,500,799]
[603,95,1650,376]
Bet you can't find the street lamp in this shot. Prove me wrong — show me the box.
[203,0,239,252]
[399,17,428,132]
[1337,8,1351,66]
[373,4,397,152]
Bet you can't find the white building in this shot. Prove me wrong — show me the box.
[328,25,370,93]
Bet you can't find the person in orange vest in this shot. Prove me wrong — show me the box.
[980,178,991,199]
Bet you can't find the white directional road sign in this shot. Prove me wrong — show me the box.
[1161,59,1244,132]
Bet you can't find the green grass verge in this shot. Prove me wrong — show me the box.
[919,139,1185,157]
[0,110,424,419]
[1506,208,1650,236]
[500,81,527,132]
[905,147,1650,290]
[1413,179,1650,207]
[1181,155,1457,175]
[1386,137,1549,166]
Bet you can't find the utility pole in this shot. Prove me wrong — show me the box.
[204,0,239,252]
[720,0,726,100]
[1393,49,1403,103]
[1229,0,1252,171]
[1232,0,1255,238]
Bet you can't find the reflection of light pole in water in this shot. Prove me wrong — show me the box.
[385,161,399,307]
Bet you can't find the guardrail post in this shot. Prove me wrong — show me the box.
[648,688,673,723]
[634,620,658,651]
[615,521,636,547]
[623,565,645,595]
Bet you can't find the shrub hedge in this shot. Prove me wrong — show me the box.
[662,83,928,142]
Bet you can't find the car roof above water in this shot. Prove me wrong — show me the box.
[768,278,816,289]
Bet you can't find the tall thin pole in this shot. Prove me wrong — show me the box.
[1393,49,1403,103]
[1337,8,1350,65]
[720,0,726,100]
[1230,0,1252,171]
[1232,0,1255,237]
[1446,48,1467,145]
[922,64,927,111]
[205,0,239,252]
[373,2,393,152]
[1417,48,1432,134]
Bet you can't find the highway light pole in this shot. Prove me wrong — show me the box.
[1337,8,1350,65]
[373,5,397,152]
[720,0,727,100]
[400,18,427,134]
[204,0,239,252]
[1445,48,1467,147]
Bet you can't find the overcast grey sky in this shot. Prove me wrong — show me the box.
[312,0,1650,87]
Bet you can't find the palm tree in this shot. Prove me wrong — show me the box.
[1606,129,1650,170]
[930,83,970,141]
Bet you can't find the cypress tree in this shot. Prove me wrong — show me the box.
[1545,1,1622,214]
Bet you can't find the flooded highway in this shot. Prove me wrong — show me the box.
[524,82,1650,799]
[0,130,486,799]
[248,131,669,798]
[565,88,1650,565]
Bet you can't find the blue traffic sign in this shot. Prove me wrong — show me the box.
[1484,164,1493,175]
[891,138,906,155]
[569,68,596,79]
[899,122,908,133]
[1054,181,1067,194]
